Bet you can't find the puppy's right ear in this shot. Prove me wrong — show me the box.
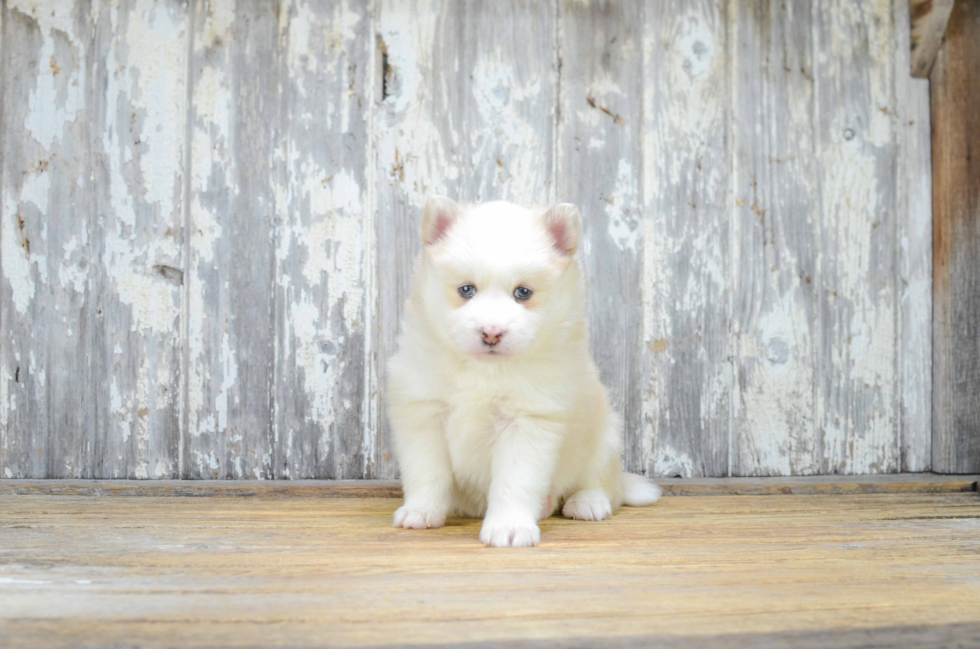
[421,195,461,246]
[541,202,582,257]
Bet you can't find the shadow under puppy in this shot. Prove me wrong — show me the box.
[387,196,661,547]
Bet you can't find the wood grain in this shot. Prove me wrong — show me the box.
[1,492,979,648]
[642,0,732,478]
[931,0,980,474]
[557,0,644,472]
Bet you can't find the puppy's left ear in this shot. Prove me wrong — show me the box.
[541,203,582,258]
[421,195,461,246]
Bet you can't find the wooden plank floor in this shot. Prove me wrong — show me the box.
[1,492,979,648]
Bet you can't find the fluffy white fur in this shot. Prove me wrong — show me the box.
[387,197,661,548]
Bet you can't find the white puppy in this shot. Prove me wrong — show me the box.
[387,196,661,547]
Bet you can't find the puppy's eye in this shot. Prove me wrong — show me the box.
[458,285,477,299]
[513,286,533,301]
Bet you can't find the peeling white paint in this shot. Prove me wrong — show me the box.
[2,196,36,315]
[122,0,187,221]
[654,447,696,478]
[297,167,365,319]
[100,0,183,337]
[736,290,817,476]
[376,3,458,208]
[604,159,640,253]
[470,51,548,204]
[213,332,238,435]
[16,0,86,152]
[184,0,239,461]
[58,236,86,294]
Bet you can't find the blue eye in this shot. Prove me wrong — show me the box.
[514,286,533,301]
[458,285,477,299]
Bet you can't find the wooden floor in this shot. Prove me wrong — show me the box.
[1,489,979,648]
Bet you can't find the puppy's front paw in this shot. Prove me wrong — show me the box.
[562,488,612,521]
[393,504,446,529]
[479,512,541,548]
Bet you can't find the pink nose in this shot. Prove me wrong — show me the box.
[480,326,505,347]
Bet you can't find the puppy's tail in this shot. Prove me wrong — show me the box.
[621,472,662,506]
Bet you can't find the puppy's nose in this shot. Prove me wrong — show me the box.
[480,326,505,347]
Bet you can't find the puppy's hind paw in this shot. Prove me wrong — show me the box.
[562,488,613,521]
[393,505,446,529]
[479,512,541,548]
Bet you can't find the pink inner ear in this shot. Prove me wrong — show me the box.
[547,218,572,255]
[430,213,454,244]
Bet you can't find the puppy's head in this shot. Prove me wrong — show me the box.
[417,196,582,359]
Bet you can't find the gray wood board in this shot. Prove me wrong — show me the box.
[273,0,374,479]
[895,0,933,473]
[642,0,732,477]
[0,0,935,479]
[1,1,97,478]
[813,0,901,474]
[731,0,819,476]
[94,0,187,479]
[183,0,278,478]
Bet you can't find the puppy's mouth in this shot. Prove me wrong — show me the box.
[478,345,507,357]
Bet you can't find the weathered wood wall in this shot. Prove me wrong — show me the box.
[0,0,933,479]
[931,0,980,474]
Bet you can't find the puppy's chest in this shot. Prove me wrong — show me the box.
[441,381,522,484]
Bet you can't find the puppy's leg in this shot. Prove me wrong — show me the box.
[391,400,453,529]
[480,417,561,548]
[562,452,618,521]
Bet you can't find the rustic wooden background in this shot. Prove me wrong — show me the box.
[0,0,934,480]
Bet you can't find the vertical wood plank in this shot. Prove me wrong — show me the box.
[813,0,900,474]
[94,0,187,478]
[643,0,731,477]
[931,0,980,474]
[556,0,644,472]
[895,0,932,472]
[0,0,4,478]
[375,0,557,478]
[1,1,98,478]
[731,0,819,476]
[274,0,374,479]
[0,0,7,478]
[184,0,278,478]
